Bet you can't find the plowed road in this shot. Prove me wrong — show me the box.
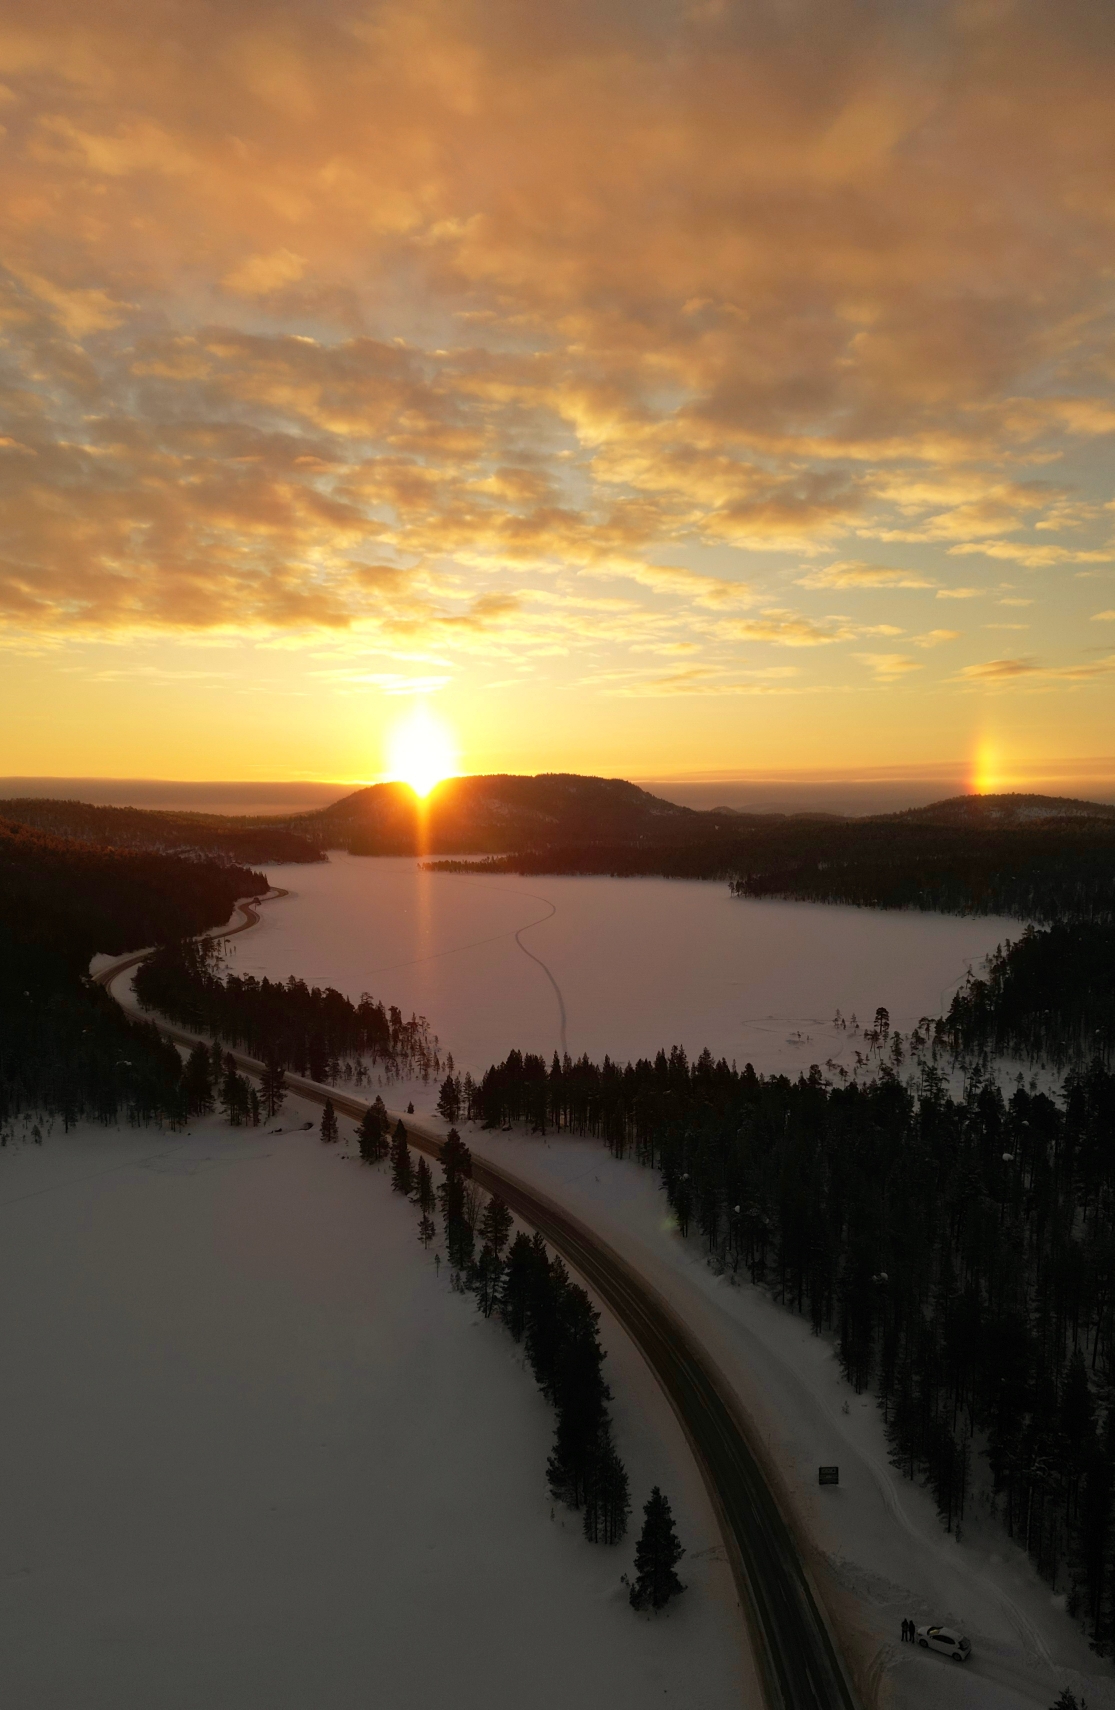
[96,910,860,1710]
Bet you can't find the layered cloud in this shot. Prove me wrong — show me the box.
[0,0,1113,707]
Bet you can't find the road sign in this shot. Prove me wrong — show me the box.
[818,1466,839,1486]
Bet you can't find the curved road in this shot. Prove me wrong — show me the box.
[96,908,861,1710]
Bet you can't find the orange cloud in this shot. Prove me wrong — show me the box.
[0,0,1112,747]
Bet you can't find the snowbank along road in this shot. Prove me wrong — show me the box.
[96,898,861,1710]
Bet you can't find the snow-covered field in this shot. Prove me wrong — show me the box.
[0,1103,746,1710]
[227,855,1021,1079]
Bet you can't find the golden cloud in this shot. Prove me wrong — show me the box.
[854,653,921,681]
[0,0,1112,706]
[797,561,936,590]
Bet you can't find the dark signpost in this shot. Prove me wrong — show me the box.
[818,1466,839,1486]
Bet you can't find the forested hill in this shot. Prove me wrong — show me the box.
[426,795,1115,922]
[291,772,743,854]
[0,798,324,865]
[0,821,265,1128]
[894,793,1115,829]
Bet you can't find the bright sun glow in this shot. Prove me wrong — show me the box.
[971,741,1000,795]
[386,707,458,798]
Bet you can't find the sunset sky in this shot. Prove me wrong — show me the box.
[2,0,1114,789]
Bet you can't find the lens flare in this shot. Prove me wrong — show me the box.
[386,707,458,798]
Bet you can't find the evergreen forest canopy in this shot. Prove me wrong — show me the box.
[943,923,1115,1070]
[133,938,442,1085]
[0,819,265,1130]
[466,1044,1115,1644]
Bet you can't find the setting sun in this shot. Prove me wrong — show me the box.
[386,707,458,798]
[970,741,1000,796]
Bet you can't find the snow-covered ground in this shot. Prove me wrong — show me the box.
[225,855,1020,1080]
[391,1095,1115,1710]
[0,1104,746,1710]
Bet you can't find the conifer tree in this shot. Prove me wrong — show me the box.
[499,1231,538,1341]
[437,1074,461,1123]
[319,1098,338,1144]
[417,1212,437,1250]
[441,1127,472,1179]
[583,1433,630,1545]
[356,1102,388,1163]
[472,1243,503,1316]
[629,1488,685,1611]
[525,1250,571,1398]
[219,1054,251,1125]
[412,1154,436,1214]
[479,1193,514,1257]
[260,1053,286,1119]
[389,1120,413,1194]
[182,1041,214,1116]
[546,1287,609,1508]
[438,1127,474,1268]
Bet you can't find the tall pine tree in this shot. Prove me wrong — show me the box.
[319,1098,339,1144]
[629,1488,685,1611]
[182,1041,214,1117]
[356,1101,389,1163]
[499,1231,539,1341]
[583,1433,630,1545]
[438,1127,474,1269]
[260,1053,286,1120]
[412,1155,436,1214]
[389,1120,413,1195]
[219,1054,251,1125]
[479,1193,514,1257]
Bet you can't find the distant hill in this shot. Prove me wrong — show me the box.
[294,772,746,854]
[421,786,1115,922]
[890,792,1115,829]
[0,798,324,865]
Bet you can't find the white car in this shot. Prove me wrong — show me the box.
[916,1624,970,1661]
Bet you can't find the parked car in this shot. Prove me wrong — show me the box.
[915,1624,971,1661]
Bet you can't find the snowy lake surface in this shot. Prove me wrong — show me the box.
[232,855,1022,1078]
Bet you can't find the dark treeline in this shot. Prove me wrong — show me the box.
[468,1042,1115,1645]
[133,938,441,1084]
[376,1116,633,1551]
[0,797,324,864]
[943,923,1115,1068]
[427,816,1115,923]
[0,819,264,1130]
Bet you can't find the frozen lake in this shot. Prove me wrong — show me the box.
[232,856,1021,1078]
